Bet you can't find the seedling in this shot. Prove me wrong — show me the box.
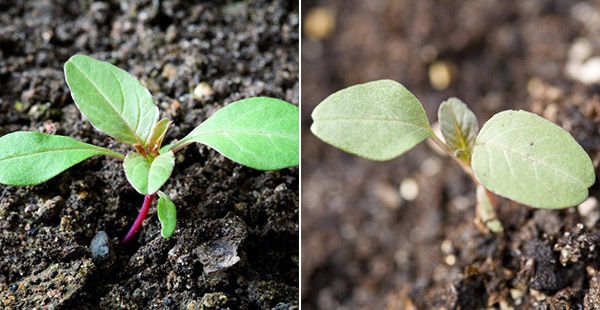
[0,55,299,243]
[311,79,596,232]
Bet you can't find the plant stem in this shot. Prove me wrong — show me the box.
[428,130,503,233]
[121,193,156,244]
[427,132,479,185]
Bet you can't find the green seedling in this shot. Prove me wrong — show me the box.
[311,79,596,232]
[0,55,299,243]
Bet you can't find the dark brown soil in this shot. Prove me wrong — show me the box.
[302,0,600,309]
[0,0,298,309]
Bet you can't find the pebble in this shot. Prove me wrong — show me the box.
[399,179,419,201]
[428,60,455,90]
[444,254,456,266]
[193,82,213,100]
[421,157,442,176]
[440,239,453,254]
[303,7,336,40]
[578,197,599,226]
[510,288,524,305]
[90,231,111,265]
[196,215,247,274]
[567,57,600,84]
[566,38,600,84]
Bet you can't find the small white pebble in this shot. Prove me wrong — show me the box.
[421,157,442,176]
[444,254,456,266]
[440,239,453,254]
[429,60,455,90]
[510,288,523,305]
[193,82,213,99]
[400,178,419,201]
[451,196,472,211]
[578,197,598,217]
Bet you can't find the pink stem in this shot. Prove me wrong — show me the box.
[121,193,156,244]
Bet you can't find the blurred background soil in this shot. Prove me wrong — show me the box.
[0,0,298,308]
[302,0,600,308]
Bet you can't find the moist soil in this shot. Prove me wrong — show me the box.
[302,0,600,309]
[0,0,298,309]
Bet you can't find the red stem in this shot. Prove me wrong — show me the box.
[121,193,156,244]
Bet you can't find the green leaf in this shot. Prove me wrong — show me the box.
[123,151,175,194]
[156,191,176,238]
[64,55,158,147]
[438,97,478,162]
[311,79,431,161]
[472,110,596,209]
[172,97,299,170]
[0,132,124,186]
[159,143,174,155]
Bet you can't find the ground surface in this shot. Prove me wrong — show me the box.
[302,0,600,309]
[0,0,298,309]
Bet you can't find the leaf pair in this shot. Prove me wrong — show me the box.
[311,79,595,209]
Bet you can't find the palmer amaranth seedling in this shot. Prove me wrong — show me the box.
[311,79,596,232]
[0,55,299,243]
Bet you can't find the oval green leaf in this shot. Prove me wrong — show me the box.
[472,110,596,209]
[64,55,158,146]
[0,132,124,186]
[311,79,431,161]
[157,191,176,238]
[123,151,175,194]
[172,97,299,170]
[438,97,478,162]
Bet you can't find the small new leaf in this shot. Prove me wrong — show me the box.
[311,79,431,161]
[472,110,595,209]
[0,132,124,186]
[124,151,175,194]
[157,191,176,238]
[148,118,171,152]
[64,55,159,147]
[438,97,478,162]
[172,97,299,170]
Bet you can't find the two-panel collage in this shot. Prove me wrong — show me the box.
[3,0,600,309]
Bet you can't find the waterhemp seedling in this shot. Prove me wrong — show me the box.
[311,79,596,232]
[0,55,299,243]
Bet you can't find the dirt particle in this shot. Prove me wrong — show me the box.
[200,292,229,309]
[524,239,565,292]
[197,214,247,274]
[373,181,402,209]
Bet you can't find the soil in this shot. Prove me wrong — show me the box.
[302,0,600,309]
[0,0,298,309]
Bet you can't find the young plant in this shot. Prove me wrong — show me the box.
[311,79,596,232]
[0,55,299,243]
